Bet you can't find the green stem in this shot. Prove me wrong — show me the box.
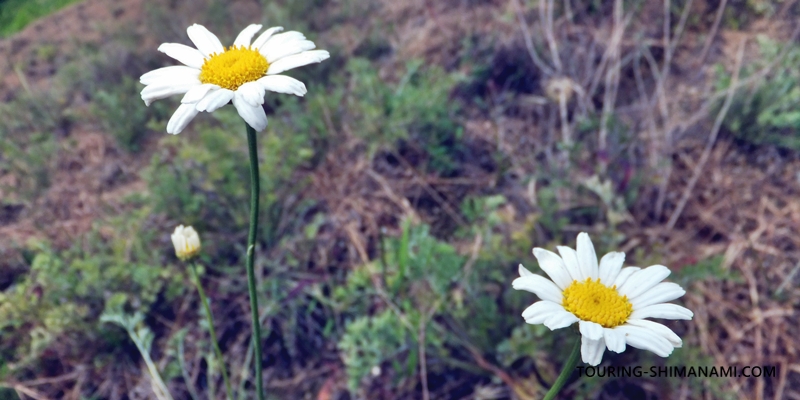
[543,338,581,400]
[190,264,233,400]
[245,123,265,400]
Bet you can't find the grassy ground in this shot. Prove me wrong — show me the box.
[0,0,799,399]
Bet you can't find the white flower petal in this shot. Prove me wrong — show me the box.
[141,81,200,106]
[187,24,224,57]
[140,66,199,86]
[579,320,604,340]
[236,81,266,107]
[521,301,565,326]
[195,88,234,112]
[543,311,579,330]
[612,267,640,288]
[518,264,534,277]
[604,328,627,353]
[626,319,683,347]
[616,325,674,357]
[629,282,686,309]
[581,336,606,366]
[598,251,625,286]
[233,24,263,47]
[576,232,599,280]
[233,92,268,131]
[266,50,330,75]
[181,83,219,104]
[617,265,671,299]
[630,304,693,320]
[252,26,284,50]
[157,43,205,69]
[261,31,306,50]
[263,39,316,63]
[512,274,563,304]
[557,245,583,281]
[257,75,307,97]
[532,248,573,290]
[166,103,200,134]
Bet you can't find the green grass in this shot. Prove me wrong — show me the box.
[0,0,85,37]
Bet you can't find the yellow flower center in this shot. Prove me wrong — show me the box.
[562,278,632,328]
[199,45,269,90]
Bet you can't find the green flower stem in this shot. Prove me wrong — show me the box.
[245,122,265,400]
[189,263,233,400]
[543,337,581,400]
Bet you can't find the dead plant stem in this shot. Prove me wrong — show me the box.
[698,0,729,66]
[511,0,555,76]
[540,0,562,72]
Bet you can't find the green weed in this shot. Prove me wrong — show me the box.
[0,86,63,202]
[719,36,800,149]
[340,57,465,174]
[92,76,170,152]
[0,0,84,37]
[0,206,185,379]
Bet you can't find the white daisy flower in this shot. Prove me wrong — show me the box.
[512,232,693,366]
[140,23,330,134]
[171,225,201,261]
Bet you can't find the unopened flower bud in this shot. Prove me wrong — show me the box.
[171,225,201,261]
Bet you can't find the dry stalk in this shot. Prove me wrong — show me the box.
[510,0,555,76]
[651,0,693,214]
[587,10,633,99]
[598,0,624,163]
[0,383,49,400]
[540,0,562,72]
[698,0,729,66]
[559,82,571,145]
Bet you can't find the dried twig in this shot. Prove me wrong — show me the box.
[540,0,562,72]
[598,0,624,162]
[697,0,729,66]
[0,382,49,400]
[510,0,555,76]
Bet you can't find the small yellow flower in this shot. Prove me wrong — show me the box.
[171,225,201,261]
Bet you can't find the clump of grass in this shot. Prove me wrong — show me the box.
[0,83,64,202]
[719,36,800,149]
[93,75,170,152]
[337,57,466,175]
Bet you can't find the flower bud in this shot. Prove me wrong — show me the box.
[171,225,201,261]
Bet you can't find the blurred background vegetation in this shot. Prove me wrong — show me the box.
[0,0,798,399]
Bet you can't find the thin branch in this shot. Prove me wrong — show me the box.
[587,9,633,98]
[698,0,729,66]
[0,383,49,400]
[558,83,571,145]
[540,0,562,72]
[666,38,746,230]
[598,0,624,161]
[510,0,555,76]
